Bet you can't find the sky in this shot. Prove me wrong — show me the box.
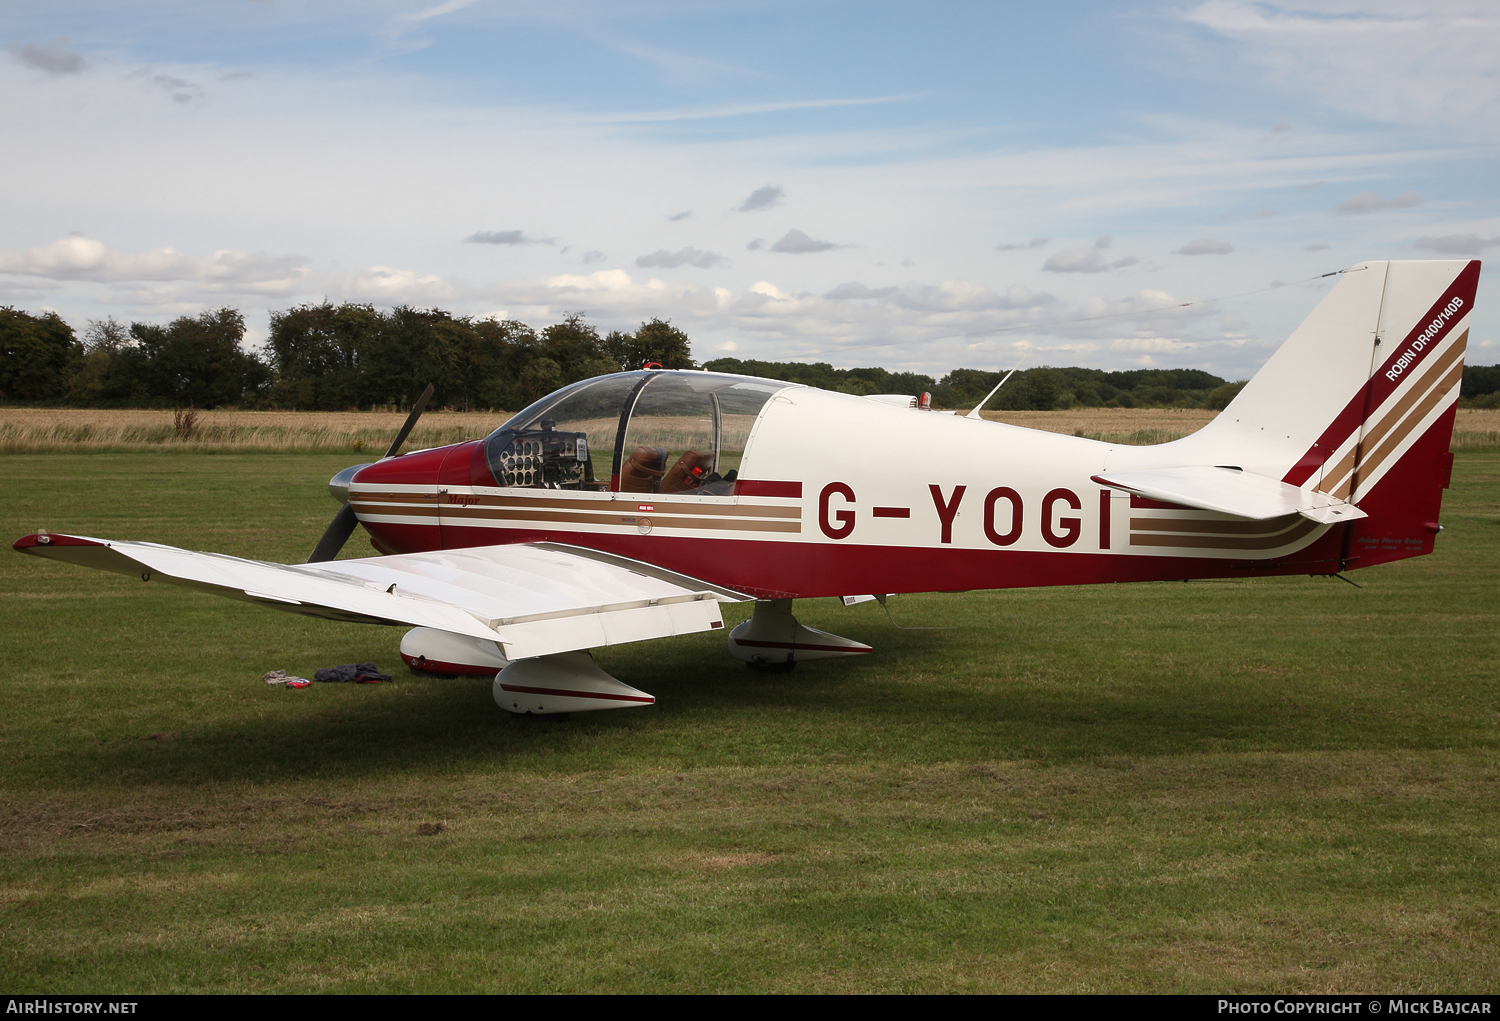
[3,0,1499,380]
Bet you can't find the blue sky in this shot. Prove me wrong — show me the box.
[4,1,1498,379]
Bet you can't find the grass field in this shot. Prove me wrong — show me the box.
[1,450,1498,993]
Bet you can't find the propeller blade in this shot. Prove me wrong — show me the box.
[307,385,433,563]
[384,383,435,459]
[308,502,360,564]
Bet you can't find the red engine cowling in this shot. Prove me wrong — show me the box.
[348,440,497,554]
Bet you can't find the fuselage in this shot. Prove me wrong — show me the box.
[344,371,1449,600]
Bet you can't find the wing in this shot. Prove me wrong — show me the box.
[13,534,748,661]
[1091,465,1367,524]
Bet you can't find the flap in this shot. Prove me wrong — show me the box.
[14,534,748,661]
[1091,466,1367,523]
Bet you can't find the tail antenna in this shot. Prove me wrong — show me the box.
[965,355,1030,420]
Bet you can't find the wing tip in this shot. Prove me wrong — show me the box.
[13,532,101,552]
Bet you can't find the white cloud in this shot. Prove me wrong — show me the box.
[1413,234,1500,256]
[1176,238,1234,255]
[738,185,784,212]
[824,281,896,300]
[635,247,724,269]
[345,266,454,303]
[0,236,311,291]
[543,269,637,293]
[465,230,553,245]
[889,281,1053,314]
[402,0,480,22]
[126,69,202,104]
[1043,247,1108,273]
[1333,190,1422,215]
[599,94,921,125]
[769,228,838,254]
[1111,336,1196,353]
[995,237,1049,251]
[1183,1,1500,134]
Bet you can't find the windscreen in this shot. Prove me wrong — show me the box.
[483,373,642,490]
[484,371,790,493]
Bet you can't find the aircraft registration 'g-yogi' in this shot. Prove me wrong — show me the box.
[15,260,1481,714]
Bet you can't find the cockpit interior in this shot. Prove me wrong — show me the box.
[482,371,789,496]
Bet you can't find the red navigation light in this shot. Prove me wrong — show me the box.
[918,391,932,410]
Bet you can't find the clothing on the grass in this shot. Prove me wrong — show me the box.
[314,662,392,684]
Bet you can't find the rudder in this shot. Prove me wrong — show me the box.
[1198,259,1479,568]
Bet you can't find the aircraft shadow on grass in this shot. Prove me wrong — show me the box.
[30,617,1400,788]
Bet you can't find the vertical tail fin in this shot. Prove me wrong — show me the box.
[1196,259,1479,567]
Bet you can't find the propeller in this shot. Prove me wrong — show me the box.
[308,383,435,563]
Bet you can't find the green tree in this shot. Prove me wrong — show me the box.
[534,313,618,384]
[266,301,379,409]
[605,318,695,371]
[471,317,537,410]
[69,317,130,405]
[1460,364,1500,399]
[139,308,269,407]
[0,307,82,401]
[355,306,473,409]
[518,357,563,405]
[1207,381,1247,410]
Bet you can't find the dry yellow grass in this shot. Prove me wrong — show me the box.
[2,405,1498,452]
[977,406,1218,445]
[981,406,1500,448]
[0,407,514,454]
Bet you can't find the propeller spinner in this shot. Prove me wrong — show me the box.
[308,383,434,563]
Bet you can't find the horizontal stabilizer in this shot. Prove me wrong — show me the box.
[1091,466,1367,523]
[13,533,748,661]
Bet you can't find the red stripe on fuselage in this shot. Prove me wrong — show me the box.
[735,480,802,498]
[407,520,1347,599]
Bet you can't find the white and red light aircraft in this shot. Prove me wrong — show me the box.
[15,260,1480,714]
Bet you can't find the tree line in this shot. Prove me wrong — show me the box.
[3,302,1497,411]
[703,359,1251,411]
[0,303,692,411]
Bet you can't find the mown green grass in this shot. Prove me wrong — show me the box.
[1,452,1497,992]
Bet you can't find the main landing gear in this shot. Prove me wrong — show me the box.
[727,598,873,671]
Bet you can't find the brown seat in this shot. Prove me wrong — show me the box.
[659,450,716,494]
[620,446,667,493]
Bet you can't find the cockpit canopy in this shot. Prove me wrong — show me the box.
[482,371,791,496]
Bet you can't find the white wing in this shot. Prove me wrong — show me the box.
[15,534,747,661]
